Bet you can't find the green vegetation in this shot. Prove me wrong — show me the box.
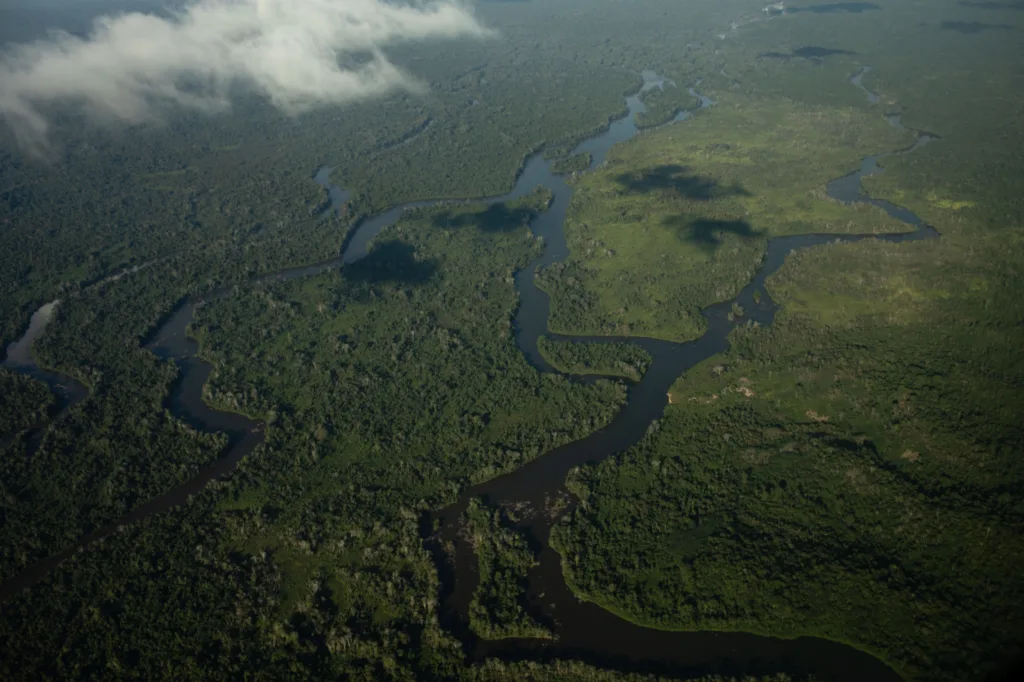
[465,499,551,640]
[2,0,723,350]
[0,191,626,678]
[0,369,53,437]
[635,106,680,130]
[193,190,624,492]
[551,152,593,175]
[0,0,732,673]
[552,172,1024,682]
[0,224,369,582]
[1,0,758,353]
[553,242,1024,681]
[2,1,1023,681]
[538,336,652,381]
[468,660,807,682]
[546,3,1024,680]
[540,97,910,342]
[0,350,227,582]
[636,86,695,129]
[709,0,1024,240]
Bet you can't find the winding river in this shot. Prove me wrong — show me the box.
[2,68,938,680]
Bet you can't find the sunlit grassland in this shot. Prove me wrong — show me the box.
[704,0,1024,238]
[554,212,1024,682]
[552,3,1024,681]
[541,94,912,342]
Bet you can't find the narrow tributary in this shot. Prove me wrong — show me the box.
[2,69,937,681]
[427,68,937,682]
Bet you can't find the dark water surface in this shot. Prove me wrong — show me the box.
[426,70,937,681]
[1,258,163,443]
[2,301,89,411]
[2,69,939,680]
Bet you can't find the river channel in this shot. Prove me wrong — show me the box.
[2,69,938,680]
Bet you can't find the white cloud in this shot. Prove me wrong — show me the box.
[0,0,488,148]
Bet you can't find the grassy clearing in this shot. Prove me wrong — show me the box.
[552,4,1024,680]
[541,96,911,341]
[554,220,1024,682]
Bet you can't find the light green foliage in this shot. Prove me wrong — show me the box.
[706,0,1024,239]
[636,86,696,129]
[547,5,1024,682]
[552,152,593,175]
[465,499,551,640]
[553,210,1024,682]
[2,1,1023,680]
[541,98,910,341]
[763,232,1024,479]
[538,336,652,381]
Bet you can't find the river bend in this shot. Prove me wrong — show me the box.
[2,68,938,681]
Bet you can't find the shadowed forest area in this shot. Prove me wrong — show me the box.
[431,187,553,233]
[615,164,752,202]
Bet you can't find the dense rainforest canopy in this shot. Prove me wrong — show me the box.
[1,1,1022,681]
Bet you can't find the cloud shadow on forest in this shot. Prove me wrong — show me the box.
[614,164,750,202]
[940,21,1014,33]
[343,240,437,285]
[663,217,764,252]
[431,202,537,233]
[760,46,857,61]
[790,3,881,14]
[959,1,1024,10]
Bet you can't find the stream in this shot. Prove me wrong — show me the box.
[2,302,89,417]
[2,68,938,680]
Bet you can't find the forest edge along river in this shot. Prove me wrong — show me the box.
[1,68,939,681]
